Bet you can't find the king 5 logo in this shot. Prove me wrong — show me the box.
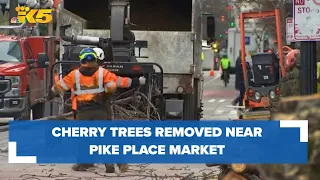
[10,6,52,24]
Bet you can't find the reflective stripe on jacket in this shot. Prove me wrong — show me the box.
[114,77,132,88]
[54,67,133,110]
[73,67,105,96]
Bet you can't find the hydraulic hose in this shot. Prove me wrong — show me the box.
[60,24,100,45]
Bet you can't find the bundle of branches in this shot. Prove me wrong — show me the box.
[52,87,161,121]
[111,89,161,120]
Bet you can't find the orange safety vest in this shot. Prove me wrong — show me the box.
[54,67,131,107]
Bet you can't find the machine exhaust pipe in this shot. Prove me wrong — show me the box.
[60,24,100,45]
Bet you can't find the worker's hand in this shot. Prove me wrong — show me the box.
[46,90,55,101]
[105,87,117,94]
[139,76,146,85]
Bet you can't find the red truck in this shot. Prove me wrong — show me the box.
[0,34,55,120]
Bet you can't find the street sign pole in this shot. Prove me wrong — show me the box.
[293,0,318,95]
[300,42,317,95]
[288,0,296,48]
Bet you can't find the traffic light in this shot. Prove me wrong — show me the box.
[213,43,217,49]
[219,34,223,38]
[265,33,269,38]
[230,22,234,27]
[212,41,219,53]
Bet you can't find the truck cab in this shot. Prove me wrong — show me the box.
[0,35,54,120]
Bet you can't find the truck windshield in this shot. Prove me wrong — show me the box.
[0,41,22,63]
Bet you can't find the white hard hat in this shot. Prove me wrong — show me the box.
[93,47,105,60]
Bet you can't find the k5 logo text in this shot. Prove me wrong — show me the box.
[12,6,52,24]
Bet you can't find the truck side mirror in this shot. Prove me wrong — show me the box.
[26,59,35,69]
[37,53,49,68]
[26,59,35,64]
[202,15,215,43]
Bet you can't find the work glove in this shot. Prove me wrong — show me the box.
[46,90,55,101]
[105,86,117,94]
[139,76,146,85]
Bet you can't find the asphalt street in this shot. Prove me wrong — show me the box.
[202,71,238,120]
[0,71,237,179]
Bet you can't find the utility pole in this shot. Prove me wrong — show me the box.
[291,0,317,95]
[300,42,317,95]
[9,0,18,25]
[9,0,18,35]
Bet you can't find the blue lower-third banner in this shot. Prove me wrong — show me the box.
[8,120,308,164]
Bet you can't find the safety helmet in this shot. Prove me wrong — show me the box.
[79,48,97,63]
[285,49,300,70]
[93,47,105,60]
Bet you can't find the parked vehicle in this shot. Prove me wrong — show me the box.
[0,23,55,120]
[227,28,265,73]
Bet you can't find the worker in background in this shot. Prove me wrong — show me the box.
[317,61,320,93]
[269,49,300,114]
[232,51,246,106]
[201,51,204,61]
[281,49,300,96]
[47,47,146,173]
[220,54,231,82]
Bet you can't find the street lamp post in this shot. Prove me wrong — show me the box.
[9,0,18,26]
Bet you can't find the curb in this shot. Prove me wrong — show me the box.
[0,125,8,133]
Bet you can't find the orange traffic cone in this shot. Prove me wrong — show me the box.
[209,69,214,76]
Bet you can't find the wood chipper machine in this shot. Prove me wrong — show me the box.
[238,9,286,120]
[49,0,165,120]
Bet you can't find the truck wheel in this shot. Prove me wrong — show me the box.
[32,103,44,119]
[15,92,31,120]
[197,101,203,120]
[183,94,197,120]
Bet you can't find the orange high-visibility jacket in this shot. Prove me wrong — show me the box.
[54,74,59,83]
[54,67,132,106]
[71,93,77,111]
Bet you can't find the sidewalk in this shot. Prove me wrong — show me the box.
[0,131,219,180]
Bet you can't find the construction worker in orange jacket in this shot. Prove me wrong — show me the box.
[70,47,123,120]
[47,47,146,173]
